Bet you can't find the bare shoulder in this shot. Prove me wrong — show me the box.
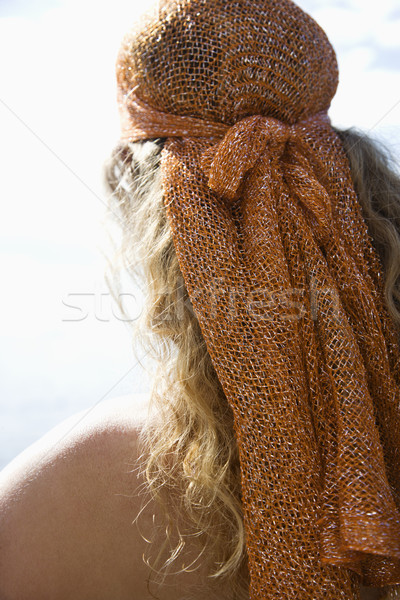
[0,394,152,600]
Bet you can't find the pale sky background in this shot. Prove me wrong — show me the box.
[0,0,399,468]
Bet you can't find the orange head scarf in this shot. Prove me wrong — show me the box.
[115,1,400,597]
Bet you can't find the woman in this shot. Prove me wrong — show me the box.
[1,0,400,598]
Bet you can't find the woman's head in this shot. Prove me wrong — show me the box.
[106,0,400,597]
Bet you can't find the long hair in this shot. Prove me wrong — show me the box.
[102,128,400,598]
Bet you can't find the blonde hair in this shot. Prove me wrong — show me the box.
[102,128,400,598]
[337,128,400,325]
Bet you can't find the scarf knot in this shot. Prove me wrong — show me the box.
[200,113,334,243]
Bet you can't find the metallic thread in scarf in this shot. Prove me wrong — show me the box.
[115,0,400,597]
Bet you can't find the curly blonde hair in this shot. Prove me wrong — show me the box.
[102,128,400,599]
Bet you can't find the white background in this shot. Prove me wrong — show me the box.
[1,0,399,468]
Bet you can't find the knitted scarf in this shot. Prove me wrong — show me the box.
[116,1,400,597]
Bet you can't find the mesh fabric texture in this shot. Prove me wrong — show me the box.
[115,0,400,597]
